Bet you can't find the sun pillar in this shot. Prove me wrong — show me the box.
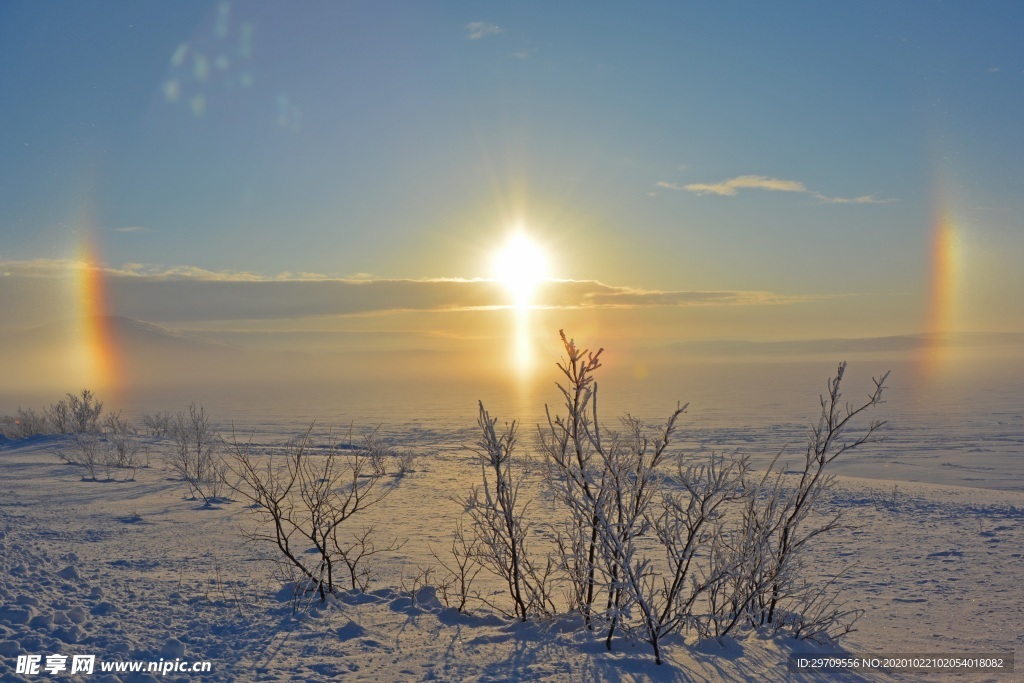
[491,228,550,382]
[919,202,962,381]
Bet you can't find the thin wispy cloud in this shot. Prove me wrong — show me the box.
[569,283,821,309]
[818,194,893,205]
[0,259,265,282]
[466,21,502,40]
[684,175,809,196]
[112,226,152,234]
[0,260,823,327]
[658,174,895,204]
[116,262,266,281]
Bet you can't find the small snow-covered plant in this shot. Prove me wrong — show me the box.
[102,411,146,476]
[227,424,395,603]
[652,453,751,643]
[870,484,900,511]
[1,407,51,438]
[537,332,888,663]
[539,330,687,660]
[47,399,71,434]
[140,410,173,437]
[102,411,133,437]
[400,566,437,607]
[588,412,685,662]
[337,523,403,591]
[431,517,483,613]
[695,362,888,643]
[538,332,607,628]
[464,402,555,621]
[750,362,888,637]
[52,416,145,482]
[395,450,418,477]
[362,429,418,478]
[364,429,390,477]
[57,432,109,480]
[46,389,104,433]
[169,403,227,505]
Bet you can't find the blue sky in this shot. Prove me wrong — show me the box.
[2,1,1023,343]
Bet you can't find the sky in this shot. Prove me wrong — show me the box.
[2,1,1023,370]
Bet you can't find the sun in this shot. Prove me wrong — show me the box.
[492,231,550,307]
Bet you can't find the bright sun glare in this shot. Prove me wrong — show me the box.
[492,231,550,307]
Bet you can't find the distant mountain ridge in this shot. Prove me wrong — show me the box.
[0,316,249,392]
[667,332,1024,356]
[2,316,238,352]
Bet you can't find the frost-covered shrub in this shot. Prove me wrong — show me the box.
[57,433,108,480]
[539,331,691,661]
[47,389,104,433]
[227,425,398,603]
[168,403,227,505]
[364,431,390,477]
[712,361,889,643]
[464,402,555,621]
[360,431,419,478]
[432,517,483,613]
[0,407,51,438]
[532,331,889,664]
[140,410,173,437]
[102,411,147,476]
[394,450,418,477]
[52,413,147,481]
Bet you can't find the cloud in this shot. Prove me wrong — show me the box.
[112,226,152,233]
[466,21,502,40]
[660,174,895,204]
[563,283,818,309]
[816,194,895,205]
[683,175,808,196]
[0,260,822,327]
[115,262,266,280]
[655,181,685,191]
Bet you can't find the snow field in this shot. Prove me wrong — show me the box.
[0,430,1021,682]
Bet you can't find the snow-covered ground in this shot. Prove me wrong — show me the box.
[1,423,1020,682]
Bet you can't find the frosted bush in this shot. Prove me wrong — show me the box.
[227,424,398,603]
[46,389,104,433]
[168,403,228,505]
[0,408,50,438]
[531,331,889,663]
